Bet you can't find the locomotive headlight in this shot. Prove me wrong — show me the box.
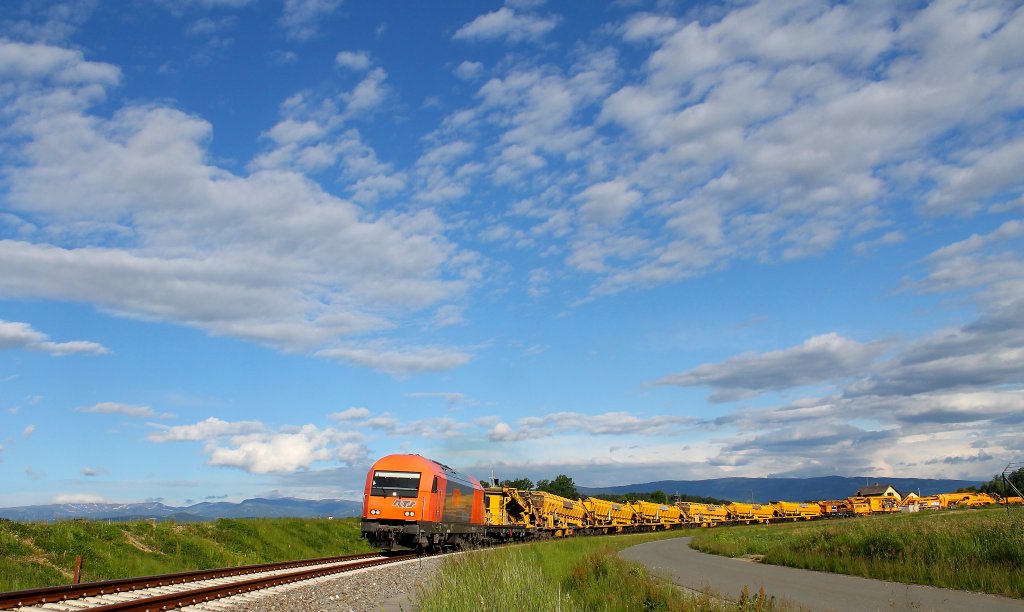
[370,509,380,515]
[404,511,415,517]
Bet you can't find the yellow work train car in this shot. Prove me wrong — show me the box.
[583,497,636,531]
[526,491,587,536]
[677,502,730,526]
[728,502,776,523]
[631,500,682,529]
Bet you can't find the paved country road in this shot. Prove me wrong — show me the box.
[620,537,1024,612]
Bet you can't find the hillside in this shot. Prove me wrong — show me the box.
[0,497,362,522]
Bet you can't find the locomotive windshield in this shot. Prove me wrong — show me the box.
[371,470,421,497]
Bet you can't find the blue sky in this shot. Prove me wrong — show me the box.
[1,0,1022,507]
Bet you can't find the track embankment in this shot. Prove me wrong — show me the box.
[619,537,1024,612]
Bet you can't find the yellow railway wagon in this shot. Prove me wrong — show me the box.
[773,501,823,519]
[1003,496,1024,505]
[794,502,822,519]
[484,486,535,527]
[583,497,636,529]
[526,491,587,533]
[818,499,852,517]
[631,500,682,528]
[728,502,776,523]
[677,502,730,526]
[772,501,801,519]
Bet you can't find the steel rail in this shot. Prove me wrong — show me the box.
[83,554,417,612]
[0,552,387,610]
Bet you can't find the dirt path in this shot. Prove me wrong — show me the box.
[620,537,1024,612]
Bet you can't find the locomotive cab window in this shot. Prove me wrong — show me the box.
[371,470,421,497]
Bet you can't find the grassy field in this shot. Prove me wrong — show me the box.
[417,531,785,612]
[0,517,375,592]
[690,508,1024,598]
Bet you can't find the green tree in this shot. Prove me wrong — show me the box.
[537,474,578,499]
[500,477,534,491]
[648,490,668,504]
[979,467,1024,497]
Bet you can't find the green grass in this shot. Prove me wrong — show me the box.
[0,517,375,592]
[690,508,1024,598]
[417,531,786,612]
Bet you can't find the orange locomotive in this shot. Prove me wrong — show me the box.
[361,454,486,551]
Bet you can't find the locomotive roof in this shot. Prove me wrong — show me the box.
[373,453,480,487]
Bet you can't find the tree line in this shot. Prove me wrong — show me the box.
[487,474,729,505]
[956,466,1024,496]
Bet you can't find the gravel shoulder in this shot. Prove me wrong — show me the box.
[180,555,443,612]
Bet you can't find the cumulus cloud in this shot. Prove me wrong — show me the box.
[22,424,35,439]
[335,50,371,71]
[488,411,697,442]
[330,407,370,421]
[453,7,560,43]
[53,493,105,503]
[280,0,341,41]
[361,414,470,439]
[654,333,889,402]
[80,466,104,476]
[0,38,473,376]
[77,402,174,419]
[148,417,366,474]
[315,343,473,376]
[0,320,109,356]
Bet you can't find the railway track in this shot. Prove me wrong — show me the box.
[0,552,415,612]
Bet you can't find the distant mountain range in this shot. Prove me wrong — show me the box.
[1,475,983,522]
[0,497,363,522]
[578,475,981,503]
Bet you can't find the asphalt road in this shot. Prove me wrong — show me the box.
[620,537,1024,612]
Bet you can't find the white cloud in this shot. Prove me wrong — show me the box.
[280,0,341,41]
[77,402,174,419]
[453,7,559,43]
[0,320,109,356]
[80,466,103,477]
[654,333,889,402]
[23,424,35,439]
[0,40,473,376]
[405,391,467,406]
[148,417,266,442]
[488,411,697,442]
[335,50,371,71]
[315,343,473,376]
[454,60,484,80]
[576,179,642,227]
[148,417,365,474]
[330,407,370,421]
[53,493,105,503]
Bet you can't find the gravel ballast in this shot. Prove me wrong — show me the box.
[180,556,444,612]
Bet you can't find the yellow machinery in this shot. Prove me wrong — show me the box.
[865,496,900,513]
[631,500,682,529]
[728,502,776,523]
[942,492,998,507]
[484,486,535,528]
[583,497,636,531]
[846,497,873,515]
[526,491,586,535]
[913,495,943,510]
[677,502,730,526]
